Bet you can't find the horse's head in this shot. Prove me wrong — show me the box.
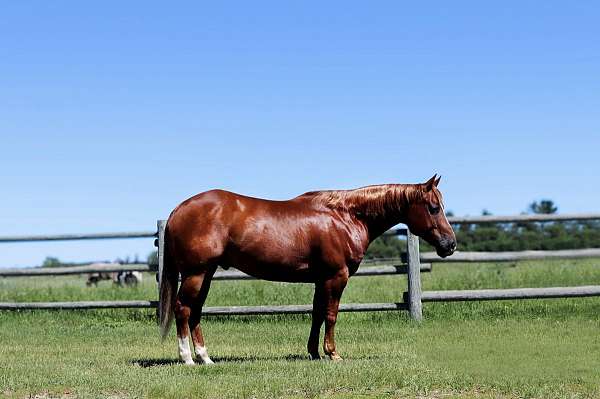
[404,174,457,258]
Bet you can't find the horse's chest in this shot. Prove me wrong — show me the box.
[345,243,365,275]
[321,223,368,272]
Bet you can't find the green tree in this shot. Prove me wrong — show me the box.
[529,200,558,214]
[41,257,62,268]
[148,251,158,266]
[365,235,405,259]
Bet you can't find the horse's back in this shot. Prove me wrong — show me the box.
[168,189,313,230]
[167,190,310,254]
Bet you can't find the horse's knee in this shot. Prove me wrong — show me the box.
[325,312,337,326]
[174,302,191,320]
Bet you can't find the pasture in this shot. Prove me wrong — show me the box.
[1,258,600,399]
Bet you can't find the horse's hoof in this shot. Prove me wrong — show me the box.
[183,360,195,366]
[328,353,343,361]
[309,353,321,360]
[198,357,215,365]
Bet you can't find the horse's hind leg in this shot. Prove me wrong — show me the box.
[175,274,206,365]
[189,266,217,364]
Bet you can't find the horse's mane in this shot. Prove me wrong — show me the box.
[300,184,424,217]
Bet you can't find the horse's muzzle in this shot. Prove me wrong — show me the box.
[436,237,457,258]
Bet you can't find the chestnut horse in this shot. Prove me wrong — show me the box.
[159,175,456,364]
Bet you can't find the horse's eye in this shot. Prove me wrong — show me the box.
[428,204,441,215]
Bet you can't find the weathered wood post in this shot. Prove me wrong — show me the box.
[156,220,166,319]
[406,229,423,321]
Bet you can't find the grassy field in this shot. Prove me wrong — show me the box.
[1,258,600,398]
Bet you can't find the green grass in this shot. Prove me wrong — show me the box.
[1,259,600,398]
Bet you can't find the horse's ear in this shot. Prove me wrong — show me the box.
[424,174,438,192]
[434,175,441,187]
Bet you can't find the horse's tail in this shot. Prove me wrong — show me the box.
[159,224,178,341]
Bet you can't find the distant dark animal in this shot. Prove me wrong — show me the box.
[114,271,143,286]
[159,175,456,365]
[86,272,111,286]
[86,266,142,287]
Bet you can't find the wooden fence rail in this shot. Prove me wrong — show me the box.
[0,300,408,313]
[0,231,155,243]
[0,300,157,310]
[420,248,600,263]
[0,263,431,278]
[420,285,600,302]
[446,213,600,224]
[0,263,154,277]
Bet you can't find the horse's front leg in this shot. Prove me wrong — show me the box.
[322,268,349,361]
[307,284,325,360]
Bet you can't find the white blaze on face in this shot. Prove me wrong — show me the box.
[178,336,194,365]
[434,188,451,228]
[440,197,451,228]
[195,345,214,364]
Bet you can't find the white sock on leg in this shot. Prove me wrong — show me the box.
[178,336,195,365]
[195,345,214,364]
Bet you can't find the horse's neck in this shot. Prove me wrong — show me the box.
[362,212,405,241]
[343,184,414,240]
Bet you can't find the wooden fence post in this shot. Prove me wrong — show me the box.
[406,229,423,321]
[156,220,166,318]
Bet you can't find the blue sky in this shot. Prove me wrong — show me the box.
[1,2,599,267]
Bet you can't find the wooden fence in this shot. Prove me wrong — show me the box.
[1,214,600,318]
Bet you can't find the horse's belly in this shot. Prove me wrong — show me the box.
[225,260,315,283]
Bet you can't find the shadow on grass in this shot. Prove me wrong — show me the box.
[131,354,308,367]
[132,358,180,367]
